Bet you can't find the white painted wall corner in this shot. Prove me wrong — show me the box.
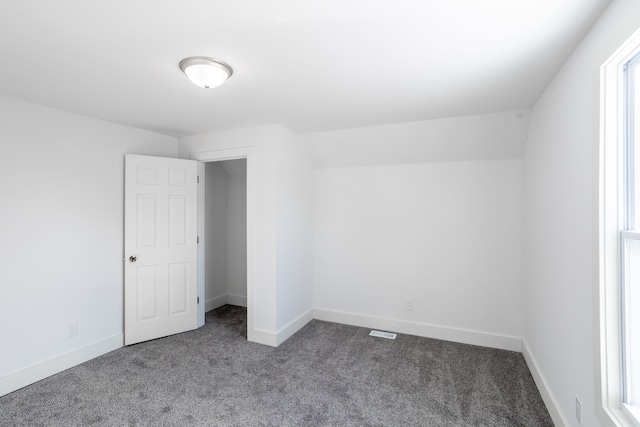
[276,309,314,346]
[227,294,248,307]
[205,295,228,313]
[250,308,314,347]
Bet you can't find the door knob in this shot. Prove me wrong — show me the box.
[129,256,137,262]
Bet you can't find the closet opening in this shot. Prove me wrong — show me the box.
[203,158,248,336]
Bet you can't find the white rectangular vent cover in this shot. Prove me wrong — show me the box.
[369,330,397,339]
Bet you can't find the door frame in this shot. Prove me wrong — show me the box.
[191,147,255,341]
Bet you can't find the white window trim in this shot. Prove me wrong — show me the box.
[598,26,640,427]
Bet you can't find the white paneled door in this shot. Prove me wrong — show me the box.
[124,154,199,345]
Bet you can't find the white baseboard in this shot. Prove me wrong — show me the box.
[205,294,247,312]
[313,308,522,352]
[249,328,277,347]
[276,308,314,346]
[522,340,569,427]
[248,308,314,348]
[0,334,123,398]
[227,294,247,307]
[205,295,227,312]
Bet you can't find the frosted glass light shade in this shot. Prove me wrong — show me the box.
[179,57,233,89]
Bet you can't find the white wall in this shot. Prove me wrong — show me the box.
[204,162,228,310]
[0,94,177,395]
[522,0,640,425]
[224,159,248,304]
[179,124,314,345]
[275,130,315,336]
[304,110,531,168]
[313,159,525,350]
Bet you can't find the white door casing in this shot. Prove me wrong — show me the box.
[124,154,199,345]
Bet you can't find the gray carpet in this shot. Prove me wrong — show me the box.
[0,305,553,426]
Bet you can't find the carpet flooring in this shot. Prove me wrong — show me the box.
[0,305,553,426]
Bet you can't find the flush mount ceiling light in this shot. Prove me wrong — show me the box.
[179,57,233,89]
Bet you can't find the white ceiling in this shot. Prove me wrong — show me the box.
[0,0,610,137]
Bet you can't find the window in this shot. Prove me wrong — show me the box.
[621,49,640,423]
[599,27,640,427]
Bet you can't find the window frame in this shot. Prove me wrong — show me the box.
[620,230,640,422]
[598,26,640,427]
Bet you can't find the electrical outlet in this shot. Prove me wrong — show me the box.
[404,297,413,311]
[575,396,582,426]
[67,322,78,338]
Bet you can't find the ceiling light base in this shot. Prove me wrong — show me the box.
[179,57,233,89]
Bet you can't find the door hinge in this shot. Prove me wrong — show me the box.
[197,236,200,244]
[197,297,200,304]
[197,175,200,183]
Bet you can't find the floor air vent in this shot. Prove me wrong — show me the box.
[369,330,397,339]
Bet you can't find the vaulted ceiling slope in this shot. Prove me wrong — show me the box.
[0,0,611,137]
